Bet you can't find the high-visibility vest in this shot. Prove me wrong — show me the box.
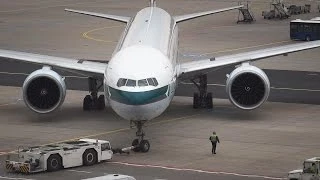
[210,135,217,142]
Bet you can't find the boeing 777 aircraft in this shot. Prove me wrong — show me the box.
[1,0,320,152]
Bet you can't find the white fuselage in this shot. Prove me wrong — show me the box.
[104,7,179,121]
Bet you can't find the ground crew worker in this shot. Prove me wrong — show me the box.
[209,131,220,154]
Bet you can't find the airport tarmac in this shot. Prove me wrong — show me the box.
[1,87,320,180]
[0,0,320,179]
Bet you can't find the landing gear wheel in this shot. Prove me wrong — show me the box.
[83,78,104,111]
[191,75,213,109]
[193,93,200,109]
[97,95,105,110]
[83,95,92,111]
[206,93,213,109]
[132,139,140,152]
[47,154,62,172]
[83,149,97,166]
[131,121,150,153]
[139,140,150,153]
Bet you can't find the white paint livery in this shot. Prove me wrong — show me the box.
[104,6,179,120]
[106,45,174,120]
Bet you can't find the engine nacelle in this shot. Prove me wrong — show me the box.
[226,63,270,110]
[23,67,66,113]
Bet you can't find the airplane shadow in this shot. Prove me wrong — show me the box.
[165,102,267,122]
[2,100,271,124]
[2,104,121,124]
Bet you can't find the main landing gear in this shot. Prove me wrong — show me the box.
[83,77,105,111]
[131,121,150,153]
[191,74,213,109]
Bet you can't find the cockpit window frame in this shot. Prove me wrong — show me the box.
[117,77,158,87]
[126,79,136,87]
[117,78,128,87]
[152,78,158,86]
[147,78,155,86]
[138,79,148,87]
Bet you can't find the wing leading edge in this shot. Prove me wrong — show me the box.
[0,49,107,77]
[65,9,131,23]
[174,5,243,23]
[179,40,320,76]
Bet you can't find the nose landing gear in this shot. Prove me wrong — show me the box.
[131,121,150,153]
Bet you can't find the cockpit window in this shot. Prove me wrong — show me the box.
[146,78,158,86]
[117,78,127,87]
[117,78,158,87]
[147,78,155,86]
[126,79,136,87]
[138,79,148,87]
[152,78,158,86]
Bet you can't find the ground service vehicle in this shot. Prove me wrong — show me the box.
[290,19,320,41]
[5,139,113,173]
[288,4,311,15]
[288,157,320,180]
[288,5,301,15]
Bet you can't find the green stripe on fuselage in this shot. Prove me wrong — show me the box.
[108,86,168,105]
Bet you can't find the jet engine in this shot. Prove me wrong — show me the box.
[22,66,66,113]
[226,63,270,110]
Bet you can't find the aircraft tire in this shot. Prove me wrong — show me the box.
[140,140,150,153]
[97,95,105,110]
[132,139,140,152]
[83,95,92,111]
[206,93,213,109]
[193,93,200,109]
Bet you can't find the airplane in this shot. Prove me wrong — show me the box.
[0,0,320,153]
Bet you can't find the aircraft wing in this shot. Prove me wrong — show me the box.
[65,9,131,23]
[179,40,320,77]
[174,5,243,23]
[0,49,107,77]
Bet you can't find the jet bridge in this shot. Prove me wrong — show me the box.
[237,1,255,23]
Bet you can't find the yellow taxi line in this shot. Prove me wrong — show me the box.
[82,25,123,43]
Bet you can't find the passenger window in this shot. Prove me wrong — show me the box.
[126,79,136,87]
[304,24,312,33]
[138,79,148,87]
[298,24,303,32]
[290,24,297,32]
[117,78,127,87]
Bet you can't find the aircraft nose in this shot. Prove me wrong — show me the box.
[109,86,168,105]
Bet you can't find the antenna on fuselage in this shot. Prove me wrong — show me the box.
[150,0,156,7]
